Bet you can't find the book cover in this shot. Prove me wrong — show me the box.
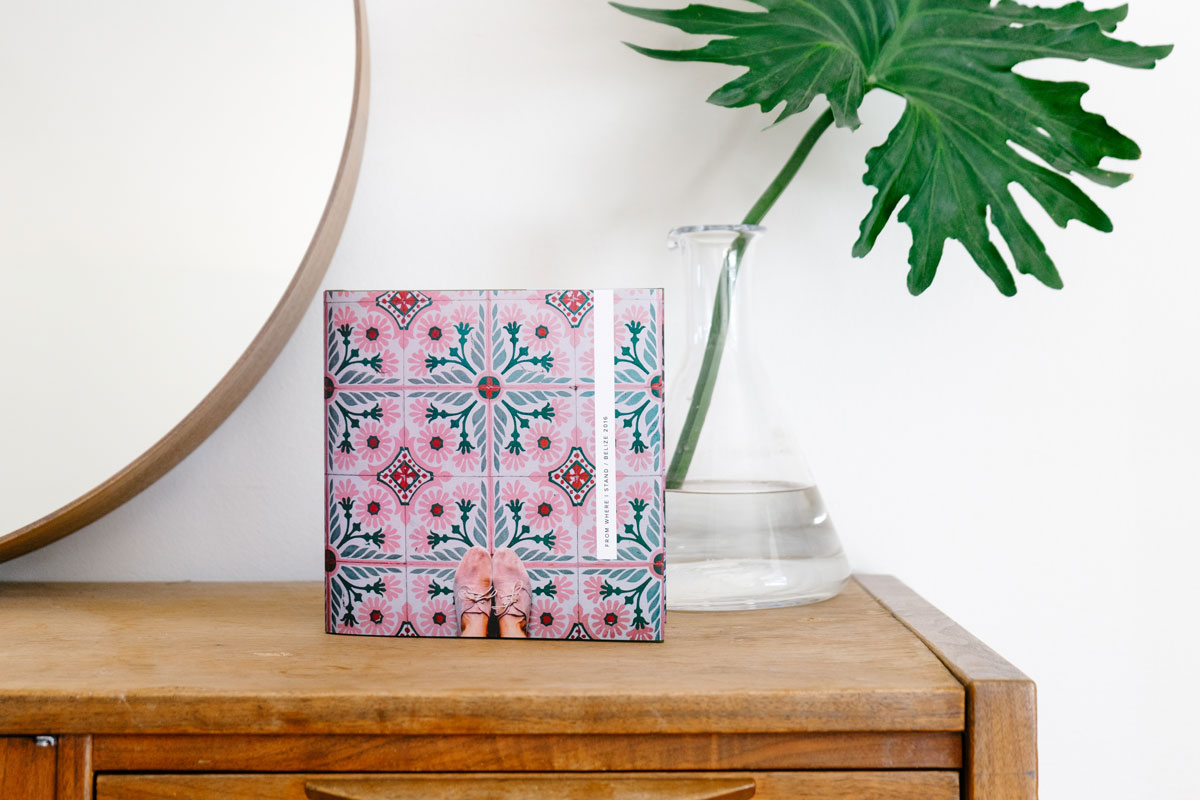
[324,289,665,640]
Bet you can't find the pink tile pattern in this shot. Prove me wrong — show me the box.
[325,289,665,640]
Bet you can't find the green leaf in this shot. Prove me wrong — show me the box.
[614,0,1171,294]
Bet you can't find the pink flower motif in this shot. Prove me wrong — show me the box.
[529,602,568,638]
[353,422,394,467]
[628,624,655,641]
[499,448,528,473]
[378,349,401,378]
[369,575,403,599]
[332,447,357,473]
[455,481,483,505]
[408,527,432,555]
[408,349,433,377]
[336,619,360,634]
[548,575,575,604]
[549,527,573,555]
[452,449,481,473]
[415,312,452,354]
[546,350,571,378]
[499,480,531,505]
[613,419,629,449]
[414,423,454,466]
[527,489,564,530]
[356,487,395,528]
[379,529,403,556]
[525,422,565,467]
[408,398,431,428]
[370,397,400,427]
[619,481,653,524]
[616,424,653,472]
[495,303,525,329]
[578,346,595,379]
[620,481,653,505]
[352,313,391,354]
[408,573,436,599]
[413,599,457,637]
[408,571,460,604]
[332,306,356,330]
[450,303,479,327]
[619,303,651,329]
[528,311,565,344]
[333,479,359,502]
[357,596,393,633]
[580,521,597,555]
[623,446,653,473]
[589,599,629,639]
[583,574,606,603]
[416,488,453,527]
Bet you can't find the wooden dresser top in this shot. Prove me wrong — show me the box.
[0,578,963,736]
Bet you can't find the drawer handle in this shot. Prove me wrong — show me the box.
[305,775,757,800]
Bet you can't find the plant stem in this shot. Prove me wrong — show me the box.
[742,107,836,227]
[665,106,835,490]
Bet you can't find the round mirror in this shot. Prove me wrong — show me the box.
[0,0,369,560]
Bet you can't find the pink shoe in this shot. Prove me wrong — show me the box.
[492,547,531,638]
[454,546,493,637]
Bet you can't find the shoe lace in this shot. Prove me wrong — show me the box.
[457,585,495,607]
[494,581,528,618]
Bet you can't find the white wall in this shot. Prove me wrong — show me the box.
[2,1,1195,797]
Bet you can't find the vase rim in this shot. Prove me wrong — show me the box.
[669,224,766,236]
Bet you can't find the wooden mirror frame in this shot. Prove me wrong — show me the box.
[0,0,371,563]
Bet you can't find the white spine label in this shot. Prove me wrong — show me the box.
[592,289,617,560]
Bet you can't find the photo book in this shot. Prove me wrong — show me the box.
[324,289,665,640]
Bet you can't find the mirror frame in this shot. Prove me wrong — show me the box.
[0,0,371,563]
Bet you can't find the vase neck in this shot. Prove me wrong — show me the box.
[668,225,764,352]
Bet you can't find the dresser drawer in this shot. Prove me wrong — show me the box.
[97,771,959,800]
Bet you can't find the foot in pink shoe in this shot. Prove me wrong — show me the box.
[454,546,493,637]
[492,547,531,639]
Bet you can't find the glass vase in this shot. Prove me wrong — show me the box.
[664,225,850,610]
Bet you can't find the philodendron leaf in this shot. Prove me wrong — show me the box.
[614,0,1171,295]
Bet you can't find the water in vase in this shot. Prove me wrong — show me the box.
[666,481,848,610]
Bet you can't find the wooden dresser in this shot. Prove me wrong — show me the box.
[0,576,1035,799]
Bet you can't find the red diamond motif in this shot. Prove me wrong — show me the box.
[564,463,591,490]
[376,290,432,330]
[547,446,596,506]
[544,289,594,328]
[377,446,433,505]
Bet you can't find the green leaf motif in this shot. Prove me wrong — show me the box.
[614,0,1171,294]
